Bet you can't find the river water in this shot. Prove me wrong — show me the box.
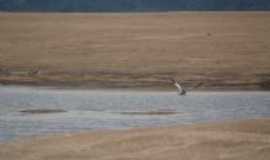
[0,86,270,142]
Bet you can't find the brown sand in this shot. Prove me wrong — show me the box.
[0,12,270,89]
[1,118,270,160]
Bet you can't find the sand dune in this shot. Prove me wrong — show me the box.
[1,118,270,160]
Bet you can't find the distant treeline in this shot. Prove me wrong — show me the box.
[0,0,270,12]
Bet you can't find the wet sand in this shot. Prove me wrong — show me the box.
[1,118,270,160]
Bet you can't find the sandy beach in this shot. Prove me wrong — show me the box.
[0,11,270,160]
[0,12,270,90]
[0,118,269,160]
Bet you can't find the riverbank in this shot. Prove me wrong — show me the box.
[1,118,269,160]
[0,77,269,91]
[1,12,270,90]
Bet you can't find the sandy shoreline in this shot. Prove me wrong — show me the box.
[0,82,269,91]
[1,118,270,160]
[1,12,270,90]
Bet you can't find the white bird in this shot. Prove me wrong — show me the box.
[171,79,186,95]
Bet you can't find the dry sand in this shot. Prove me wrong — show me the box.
[1,118,270,160]
[0,12,270,89]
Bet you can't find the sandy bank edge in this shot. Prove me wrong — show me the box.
[1,118,270,160]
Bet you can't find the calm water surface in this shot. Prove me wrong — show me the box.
[0,86,270,142]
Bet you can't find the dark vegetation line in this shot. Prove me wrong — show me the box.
[0,0,270,12]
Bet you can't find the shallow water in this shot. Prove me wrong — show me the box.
[0,86,270,142]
